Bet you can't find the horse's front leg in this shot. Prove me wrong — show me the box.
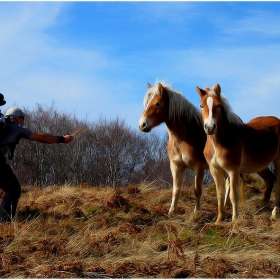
[224,174,245,207]
[209,165,225,224]
[168,161,184,216]
[228,170,240,222]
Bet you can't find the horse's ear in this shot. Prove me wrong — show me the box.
[213,84,221,96]
[196,86,206,97]
[158,83,165,95]
[147,83,152,89]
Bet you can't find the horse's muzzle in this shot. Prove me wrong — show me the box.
[139,122,151,132]
[204,123,216,135]
[139,116,152,132]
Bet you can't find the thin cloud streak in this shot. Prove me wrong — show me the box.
[223,11,280,38]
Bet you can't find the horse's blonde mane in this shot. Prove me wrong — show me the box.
[144,82,201,125]
[207,87,244,127]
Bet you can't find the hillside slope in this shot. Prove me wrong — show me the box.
[0,177,280,278]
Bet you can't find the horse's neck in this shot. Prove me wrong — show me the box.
[166,115,206,143]
[212,117,243,147]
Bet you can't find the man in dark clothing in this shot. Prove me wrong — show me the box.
[0,106,74,222]
[0,93,6,106]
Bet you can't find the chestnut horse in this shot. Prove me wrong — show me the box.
[196,84,280,224]
[139,82,208,216]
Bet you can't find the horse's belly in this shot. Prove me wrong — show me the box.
[241,136,278,173]
[240,156,275,173]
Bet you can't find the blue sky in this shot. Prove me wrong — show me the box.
[1,2,280,133]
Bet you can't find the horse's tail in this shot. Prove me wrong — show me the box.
[239,174,246,205]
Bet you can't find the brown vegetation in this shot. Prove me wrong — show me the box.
[1,175,280,278]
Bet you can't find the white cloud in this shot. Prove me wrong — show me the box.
[1,1,280,131]
[0,2,130,124]
[0,2,64,43]
[223,10,280,37]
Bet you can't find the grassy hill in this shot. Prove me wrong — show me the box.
[1,176,280,278]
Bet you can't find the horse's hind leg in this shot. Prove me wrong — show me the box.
[257,167,275,206]
[271,158,280,219]
[193,167,204,213]
[168,161,184,216]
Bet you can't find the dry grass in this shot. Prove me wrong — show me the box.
[0,178,280,278]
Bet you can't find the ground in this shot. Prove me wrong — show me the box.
[0,176,279,278]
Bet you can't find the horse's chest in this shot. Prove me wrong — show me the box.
[206,143,244,174]
[168,141,193,165]
[204,142,227,168]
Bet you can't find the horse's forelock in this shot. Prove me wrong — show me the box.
[207,87,219,98]
[143,82,171,108]
[143,84,158,108]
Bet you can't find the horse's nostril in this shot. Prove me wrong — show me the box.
[142,123,147,129]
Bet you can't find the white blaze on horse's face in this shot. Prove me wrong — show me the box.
[139,111,153,132]
[204,96,217,135]
[138,92,155,132]
[139,88,167,132]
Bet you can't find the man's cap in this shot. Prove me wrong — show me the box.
[0,93,6,106]
[5,107,28,118]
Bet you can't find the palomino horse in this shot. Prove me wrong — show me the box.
[196,84,280,224]
[139,82,208,216]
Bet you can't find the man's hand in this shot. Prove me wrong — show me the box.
[64,135,74,143]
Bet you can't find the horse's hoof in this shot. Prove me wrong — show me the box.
[214,219,222,225]
[231,215,239,222]
[271,207,278,220]
[214,215,224,225]
[189,211,200,222]
[262,199,270,208]
[168,209,175,217]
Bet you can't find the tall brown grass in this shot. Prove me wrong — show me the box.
[1,176,280,278]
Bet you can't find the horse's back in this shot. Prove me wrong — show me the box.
[247,116,280,134]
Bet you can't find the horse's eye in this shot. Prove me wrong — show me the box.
[200,104,203,108]
[217,104,222,108]
[156,102,161,106]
